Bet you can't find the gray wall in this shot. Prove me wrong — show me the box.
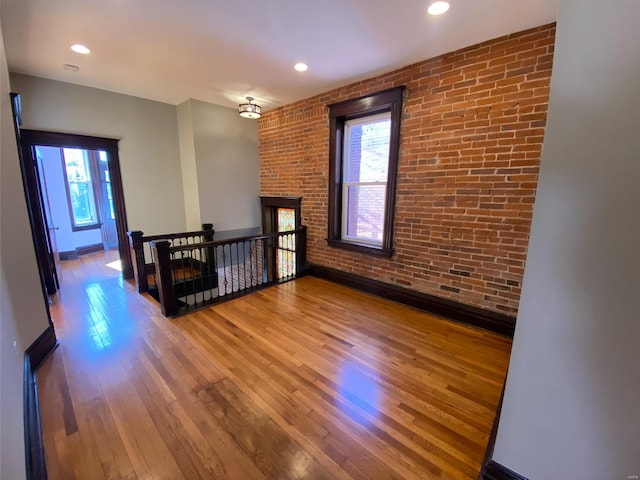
[188,99,260,231]
[0,24,50,480]
[493,0,640,478]
[11,74,261,237]
[10,74,187,236]
[177,99,201,230]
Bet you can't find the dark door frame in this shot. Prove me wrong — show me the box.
[260,196,302,234]
[260,197,302,280]
[19,129,134,281]
[10,94,54,323]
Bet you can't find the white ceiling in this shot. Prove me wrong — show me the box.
[1,0,558,112]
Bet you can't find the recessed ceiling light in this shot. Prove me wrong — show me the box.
[427,1,450,15]
[70,44,91,54]
[294,63,308,72]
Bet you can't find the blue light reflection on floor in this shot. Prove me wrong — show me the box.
[85,283,114,350]
[82,281,133,357]
[336,361,382,429]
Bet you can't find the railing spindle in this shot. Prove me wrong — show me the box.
[203,244,211,303]
[149,247,156,291]
[251,240,256,286]
[235,242,240,291]
[229,243,235,293]
[222,245,228,296]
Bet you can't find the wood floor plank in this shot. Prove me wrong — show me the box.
[185,309,429,479]
[38,251,511,479]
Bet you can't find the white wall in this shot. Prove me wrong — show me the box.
[10,74,187,236]
[37,146,75,251]
[493,0,640,478]
[190,99,260,231]
[1,23,51,480]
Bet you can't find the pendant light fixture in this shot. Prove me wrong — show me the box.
[238,96,261,119]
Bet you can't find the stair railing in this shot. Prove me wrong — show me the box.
[150,226,307,316]
[127,223,214,294]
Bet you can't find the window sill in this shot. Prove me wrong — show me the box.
[71,223,102,232]
[326,238,393,258]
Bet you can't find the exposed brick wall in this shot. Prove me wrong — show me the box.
[259,24,555,316]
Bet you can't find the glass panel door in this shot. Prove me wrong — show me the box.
[277,208,296,277]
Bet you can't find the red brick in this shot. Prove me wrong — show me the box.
[259,23,555,316]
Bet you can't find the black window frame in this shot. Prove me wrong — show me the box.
[327,86,404,258]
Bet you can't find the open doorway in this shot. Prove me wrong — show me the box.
[18,129,133,295]
[260,196,302,278]
[36,146,118,260]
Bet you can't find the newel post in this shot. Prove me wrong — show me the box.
[202,223,216,268]
[128,230,148,293]
[266,233,278,283]
[202,223,214,237]
[150,240,176,317]
[296,225,307,275]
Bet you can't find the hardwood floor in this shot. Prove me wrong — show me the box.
[39,251,512,479]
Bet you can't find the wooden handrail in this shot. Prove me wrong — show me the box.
[167,227,306,253]
[140,223,214,243]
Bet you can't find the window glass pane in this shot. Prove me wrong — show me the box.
[63,148,98,227]
[344,184,387,244]
[103,170,115,220]
[99,150,107,162]
[69,182,95,225]
[344,113,391,183]
[64,148,89,182]
[342,112,390,245]
[106,184,115,220]
[277,208,295,232]
[277,249,296,278]
[277,209,296,276]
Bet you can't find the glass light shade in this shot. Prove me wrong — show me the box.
[239,99,261,119]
